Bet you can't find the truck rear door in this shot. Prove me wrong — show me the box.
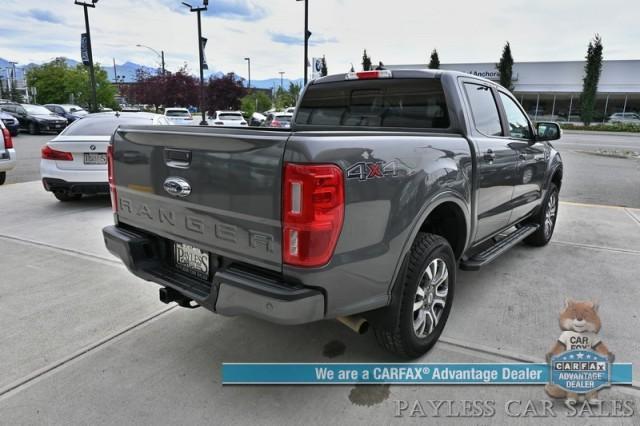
[111,126,289,272]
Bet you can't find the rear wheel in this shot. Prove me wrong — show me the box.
[0,172,6,185]
[524,183,559,246]
[28,122,39,135]
[53,191,82,202]
[374,233,455,358]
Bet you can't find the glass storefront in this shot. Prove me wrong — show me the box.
[515,93,640,123]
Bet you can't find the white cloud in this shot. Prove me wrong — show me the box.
[0,0,638,79]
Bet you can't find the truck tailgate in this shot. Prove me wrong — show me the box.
[112,126,289,272]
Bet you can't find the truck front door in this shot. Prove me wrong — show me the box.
[462,81,518,242]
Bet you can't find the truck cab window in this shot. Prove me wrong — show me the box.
[499,92,532,139]
[464,83,502,136]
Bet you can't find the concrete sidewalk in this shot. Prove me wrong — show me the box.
[0,181,639,425]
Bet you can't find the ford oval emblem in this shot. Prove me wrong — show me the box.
[163,177,191,197]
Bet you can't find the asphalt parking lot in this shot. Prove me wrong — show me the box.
[0,131,639,424]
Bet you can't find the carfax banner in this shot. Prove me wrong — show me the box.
[223,359,632,386]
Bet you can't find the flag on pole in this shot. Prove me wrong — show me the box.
[201,37,208,70]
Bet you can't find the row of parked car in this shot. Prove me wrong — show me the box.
[0,102,91,136]
[164,107,295,129]
[0,103,297,192]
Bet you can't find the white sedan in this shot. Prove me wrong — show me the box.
[164,107,195,125]
[40,112,169,202]
[208,111,248,127]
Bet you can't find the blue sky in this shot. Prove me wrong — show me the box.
[0,0,638,79]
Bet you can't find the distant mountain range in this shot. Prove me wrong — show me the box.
[0,57,303,90]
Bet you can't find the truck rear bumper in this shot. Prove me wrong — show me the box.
[102,224,325,325]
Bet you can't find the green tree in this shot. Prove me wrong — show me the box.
[496,42,514,91]
[26,58,117,109]
[580,34,603,125]
[241,91,272,116]
[321,55,328,77]
[362,49,372,71]
[288,82,301,103]
[428,49,440,69]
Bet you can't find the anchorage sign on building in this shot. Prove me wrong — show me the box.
[464,70,519,81]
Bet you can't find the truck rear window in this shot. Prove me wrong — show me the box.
[295,79,449,129]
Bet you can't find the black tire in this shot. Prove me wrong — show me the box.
[0,171,6,185]
[374,233,455,358]
[53,191,82,202]
[524,183,559,247]
[28,121,39,135]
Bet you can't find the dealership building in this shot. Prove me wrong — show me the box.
[387,60,640,122]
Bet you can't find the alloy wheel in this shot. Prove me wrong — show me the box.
[544,191,558,239]
[413,258,449,338]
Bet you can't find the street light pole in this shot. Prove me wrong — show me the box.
[136,44,166,75]
[279,71,285,89]
[75,0,98,113]
[296,0,310,85]
[183,1,209,126]
[244,57,251,89]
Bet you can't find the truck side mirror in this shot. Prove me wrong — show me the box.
[535,122,561,142]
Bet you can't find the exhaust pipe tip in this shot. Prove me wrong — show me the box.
[337,316,369,334]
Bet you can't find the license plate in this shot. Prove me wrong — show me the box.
[84,153,107,165]
[174,242,210,280]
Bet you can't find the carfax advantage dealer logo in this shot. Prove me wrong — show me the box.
[550,350,610,394]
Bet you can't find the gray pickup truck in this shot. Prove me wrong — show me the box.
[103,69,563,357]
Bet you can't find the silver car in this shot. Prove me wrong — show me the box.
[608,112,640,124]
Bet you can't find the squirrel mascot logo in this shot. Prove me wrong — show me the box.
[545,299,614,404]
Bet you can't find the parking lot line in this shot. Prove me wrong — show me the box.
[550,239,640,255]
[0,233,120,266]
[0,305,176,400]
[560,200,629,209]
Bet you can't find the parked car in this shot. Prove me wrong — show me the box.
[284,107,296,114]
[40,112,169,202]
[164,108,194,125]
[0,110,20,136]
[263,112,292,128]
[103,69,563,358]
[0,119,16,185]
[608,112,640,124]
[0,103,68,134]
[208,111,248,126]
[44,104,88,123]
[249,112,266,127]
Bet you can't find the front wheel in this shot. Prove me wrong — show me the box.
[28,122,39,135]
[524,183,559,246]
[374,233,455,358]
[0,172,6,185]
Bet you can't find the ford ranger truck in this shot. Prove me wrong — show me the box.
[103,69,563,358]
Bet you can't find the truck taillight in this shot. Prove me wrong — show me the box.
[107,144,117,213]
[345,70,393,80]
[41,145,73,161]
[282,163,344,267]
[2,128,13,149]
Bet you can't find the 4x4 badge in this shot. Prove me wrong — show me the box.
[346,161,398,181]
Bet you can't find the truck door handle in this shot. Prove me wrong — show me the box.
[484,150,496,161]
